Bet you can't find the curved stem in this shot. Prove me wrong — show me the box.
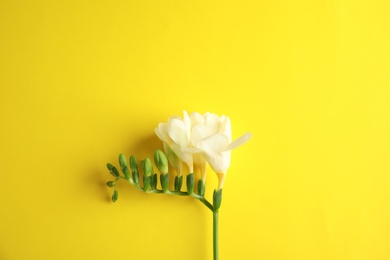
[213,210,219,260]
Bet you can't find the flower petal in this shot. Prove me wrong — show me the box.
[196,134,231,173]
[189,112,205,126]
[220,116,231,141]
[196,133,230,154]
[155,123,173,145]
[204,113,221,134]
[223,132,252,151]
[167,118,188,147]
[191,125,216,146]
[183,110,192,141]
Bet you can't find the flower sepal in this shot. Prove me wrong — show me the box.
[213,189,222,211]
[160,174,169,193]
[174,175,183,191]
[197,179,206,196]
[186,173,194,194]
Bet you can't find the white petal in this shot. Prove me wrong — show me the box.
[183,110,191,142]
[204,113,221,135]
[167,118,188,147]
[189,112,205,126]
[196,134,231,173]
[191,125,215,146]
[196,133,230,154]
[155,123,173,144]
[183,147,202,153]
[223,132,252,151]
[163,142,182,170]
[220,116,231,141]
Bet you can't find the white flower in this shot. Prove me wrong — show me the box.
[155,111,251,190]
[189,112,252,189]
[155,111,194,173]
[188,112,209,181]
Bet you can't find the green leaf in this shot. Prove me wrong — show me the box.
[112,189,118,202]
[197,179,205,196]
[213,189,222,210]
[118,154,130,179]
[186,173,194,194]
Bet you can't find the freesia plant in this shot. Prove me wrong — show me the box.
[105,111,251,260]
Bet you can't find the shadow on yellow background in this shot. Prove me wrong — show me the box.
[1,1,389,259]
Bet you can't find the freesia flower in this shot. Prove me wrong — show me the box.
[154,111,194,173]
[189,112,252,189]
[189,112,209,182]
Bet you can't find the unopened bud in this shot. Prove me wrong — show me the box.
[186,173,194,194]
[106,181,115,187]
[142,158,153,176]
[154,150,168,174]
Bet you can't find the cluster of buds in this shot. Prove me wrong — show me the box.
[106,150,215,211]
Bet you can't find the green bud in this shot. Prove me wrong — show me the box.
[119,154,127,168]
[142,158,153,176]
[130,155,138,172]
[106,181,115,187]
[151,173,158,190]
[144,175,151,191]
[186,173,194,194]
[112,189,118,202]
[153,150,168,174]
[160,174,169,193]
[130,155,139,184]
[118,154,130,179]
[213,189,222,210]
[106,163,114,171]
[132,170,139,185]
[197,179,205,196]
[174,175,183,192]
[107,163,120,178]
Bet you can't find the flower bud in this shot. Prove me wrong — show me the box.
[107,163,120,178]
[213,189,222,210]
[130,155,138,172]
[160,173,169,193]
[143,175,151,191]
[151,173,158,190]
[186,173,194,194]
[130,155,139,184]
[106,181,115,187]
[174,175,183,192]
[197,179,205,196]
[112,189,118,202]
[118,154,130,179]
[154,150,168,174]
[142,158,153,176]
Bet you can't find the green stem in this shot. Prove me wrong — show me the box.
[213,210,219,260]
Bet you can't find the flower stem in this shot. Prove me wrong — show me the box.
[213,210,219,260]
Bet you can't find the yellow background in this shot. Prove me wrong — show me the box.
[1,1,389,259]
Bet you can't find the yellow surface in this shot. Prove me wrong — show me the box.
[1,1,389,259]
